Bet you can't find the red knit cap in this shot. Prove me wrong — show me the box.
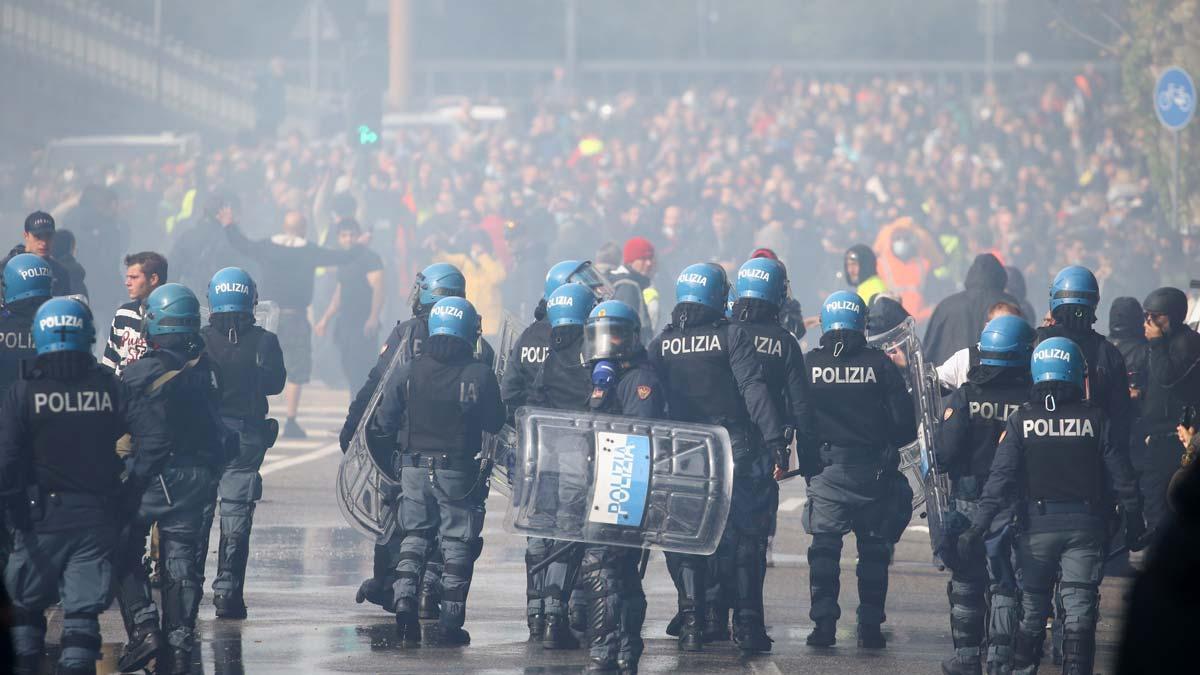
[623,236,655,264]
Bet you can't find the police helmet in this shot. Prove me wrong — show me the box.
[411,263,466,308]
[675,263,728,310]
[545,259,611,301]
[725,286,736,319]
[1049,266,1099,311]
[820,290,867,333]
[584,300,641,362]
[427,297,479,344]
[546,282,596,327]
[1142,287,1189,326]
[144,283,201,337]
[977,315,1035,367]
[735,257,788,307]
[207,267,257,314]
[1030,336,1084,388]
[32,297,95,355]
[3,253,53,303]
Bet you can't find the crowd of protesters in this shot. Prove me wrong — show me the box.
[0,66,1189,368]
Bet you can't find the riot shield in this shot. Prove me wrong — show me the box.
[335,321,417,540]
[867,317,951,563]
[506,406,733,555]
[199,301,281,333]
[483,311,521,497]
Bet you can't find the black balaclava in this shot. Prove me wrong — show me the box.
[35,351,94,380]
[425,334,472,362]
[732,296,779,324]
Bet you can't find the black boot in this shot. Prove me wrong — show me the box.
[1061,631,1095,675]
[418,580,441,620]
[396,609,421,647]
[665,611,682,637]
[214,534,250,619]
[857,622,886,649]
[941,654,982,675]
[806,621,836,647]
[527,611,545,642]
[703,606,730,642]
[541,614,579,649]
[677,610,703,652]
[117,622,163,673]
[586,656,619,672]
[616,657,639,675]
[733,614,772,654]
[432,624,471,646]
[354,577,394,609]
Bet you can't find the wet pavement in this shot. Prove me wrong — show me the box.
[44,384,1131,674]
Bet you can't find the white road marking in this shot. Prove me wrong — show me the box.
[261,442,341,476]
[906,525,930,534]
[779,497,807,512]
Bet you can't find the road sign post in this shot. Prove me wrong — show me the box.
[1155,66,1196,235]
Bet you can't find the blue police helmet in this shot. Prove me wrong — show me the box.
[1030,336,1085,388]
[735,257,787,307]
[977,315,1035,367]
[1049,265,1099,311]
[584,300,642,362]
[144,283,201,337]
[428,296,479,343]
[207,267,257,314]
[414,263,467,307]
[32,297,95,355]
[545,260,584,299]
[3,253,53,303]
[820,290,867,332]
[546,282,596,327]
[675,263,728,310]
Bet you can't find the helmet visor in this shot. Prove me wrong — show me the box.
[568,262,615,301]
[584,317,640,362]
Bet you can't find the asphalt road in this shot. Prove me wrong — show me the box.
[50,384,1132,674]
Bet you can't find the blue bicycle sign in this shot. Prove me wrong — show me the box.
[1155,67,1196,131]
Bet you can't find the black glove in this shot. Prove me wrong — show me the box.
[774,446,791,473]
[796,446,824,478]
[1124,508,1148,551]
[956,525,984,563]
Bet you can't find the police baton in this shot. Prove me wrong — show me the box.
[528,541,580,576]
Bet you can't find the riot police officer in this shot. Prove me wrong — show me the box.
[580,300,665,673]
[343,262,494,618]
[0,298,169,675]
[528,282,597,649]
[368,297,504,646]
[647,263,787,652]
[197,267,286,619]
[802,291,916,649]
[0,254,53,389]
[958,337,1145,675]
[0,254,53,571]
[725,257,816,651]
[936,315,1035,675]
[501,260,604,640]
[114,283,228,674]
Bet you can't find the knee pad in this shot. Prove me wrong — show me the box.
[1057,581,1099,631]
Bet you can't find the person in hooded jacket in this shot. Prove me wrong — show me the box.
[844,245,887,305]
[1004,266,1037,327]
[924,254,1017,366]
[195,268,286,620]
[1139,287,1200,536]
[1108,297,1149,472]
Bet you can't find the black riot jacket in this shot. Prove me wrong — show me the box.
[936,368,1030,490]
[501,317,551,413]
[1036,323,1133,448]
[805,334,917,452]
[648,303,785,447]
[201,313,286,421]
[531,326,590,412]
[733,298,816,454]
[0,297,44,392]
[122,345,226,472]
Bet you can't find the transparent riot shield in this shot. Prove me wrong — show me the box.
[199,301,281,333]
[483,311,521,497]
[867,317,950,562]
[507,406,733,554]
[335,321,418,540]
